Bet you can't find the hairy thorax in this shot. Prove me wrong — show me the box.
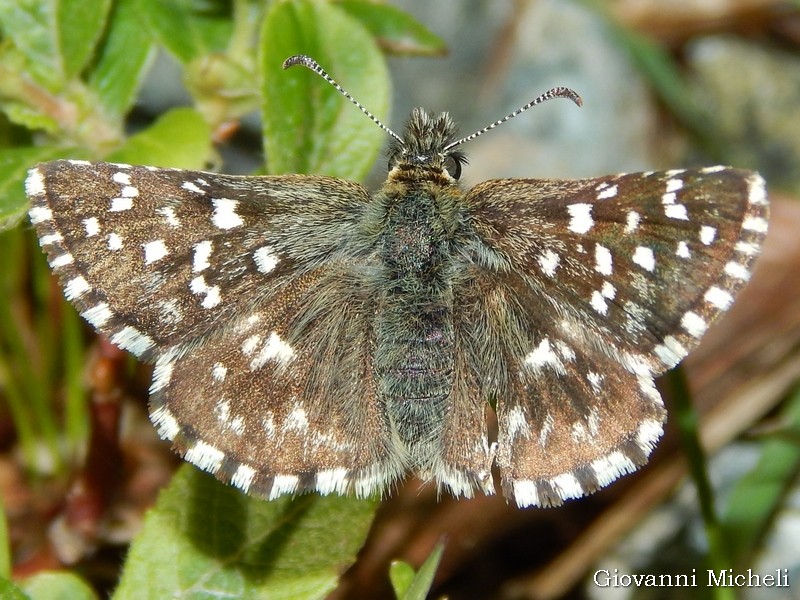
[373,174,461,448]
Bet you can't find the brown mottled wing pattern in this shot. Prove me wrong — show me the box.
[459,168,768,507]
[27,160,402,498]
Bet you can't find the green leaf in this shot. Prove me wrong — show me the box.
[19,571,97,600]
[261,0,389,179]
[114,466,378,600]
[335,1,446,56]
[0,146,68,231]
[0,494,9,578]
[398,542,444,600]
[89,0,156,118]
[0,0,111,85]
[389,561,415,597]
[57,0,113,80]
[136,0,233,64]
[721,389,800,567]
[0,577,28,600]
[105,107,213,168]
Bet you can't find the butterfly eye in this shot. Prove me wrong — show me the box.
[443,155,462,180]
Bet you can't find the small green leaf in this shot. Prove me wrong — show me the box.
[57,0,113,80]
[398,542,444,600]
[335,1,446,56]
[0,146,68,231]
[0,0,60,86]
[89,0,156,118]
[114,466,378,600]
[137,0,233,64]
[0,495,9,578]
[19,571,97,600]
[0,577,28,600]
[261,0,389,180]
[721,389,800,567]
[389,560,416,597]
[0,0,111,85]
[105,107,213,168]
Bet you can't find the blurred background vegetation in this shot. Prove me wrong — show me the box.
[0,0,799,598]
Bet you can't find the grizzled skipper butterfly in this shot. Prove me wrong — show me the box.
[26,55,768,507]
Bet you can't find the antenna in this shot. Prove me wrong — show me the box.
[444,87,582,151]
[283,55,403,144]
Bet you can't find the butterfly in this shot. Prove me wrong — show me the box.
[26,55,768,507]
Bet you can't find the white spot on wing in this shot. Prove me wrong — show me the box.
[269,474,299,500]
[550,472,584,501]
[700,225,716,245]
[39,233,63,245]
[512,480,540,508]
[150,405,180,440]
[250,332,295,369]
[504,405,529,442]
[665,177,684,193]
[110,326,155,357]
[590,290,608,315]
[108,233,123,250]
[65,276,90,300]
[705,286,733,310]
[83,217,100,237]
[315,468,350,495]
[567,203,593,234]
[193,240,213,272]
[597,184,617,199]
[591,451,636,486]
[110,197,133,211]
[143,240,169,264]
[594,244,612,275]
[185,441,225,474]
[231,464,256,493]
[283,405,309,432]
[664,204,688,220]
[524,338,564,374]
[151,354,175,393]
[81,303,112,328]
[654,335,687,367]
[212,198,243,230]
[113,172,131,185]
[26,169,45,197]
[157,206,180,227]
[676,241,690,258]
[632,246,655,272]
[182,181,204,194]
[212,363,227,382]
[50,253,74,268]
[747,174,768,206]
[254,246,279,274]
[537,249,560,277]
[681,311,707,338]
[725,261,749,281]
[742,216,768,233]
[636,419,664,454]
[189,275,221,309]
[624,210,640,233]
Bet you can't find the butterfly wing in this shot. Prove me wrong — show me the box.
[460,167,768,507]
[27,160,401,497]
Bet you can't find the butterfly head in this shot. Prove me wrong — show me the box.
[387,108,467,182]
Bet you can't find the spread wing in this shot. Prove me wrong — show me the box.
[27,160,403,498]
[457,167,768,507]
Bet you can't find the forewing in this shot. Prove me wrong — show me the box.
[462,167,768,507]
[26,160,370,359]
[27,160,400,498]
